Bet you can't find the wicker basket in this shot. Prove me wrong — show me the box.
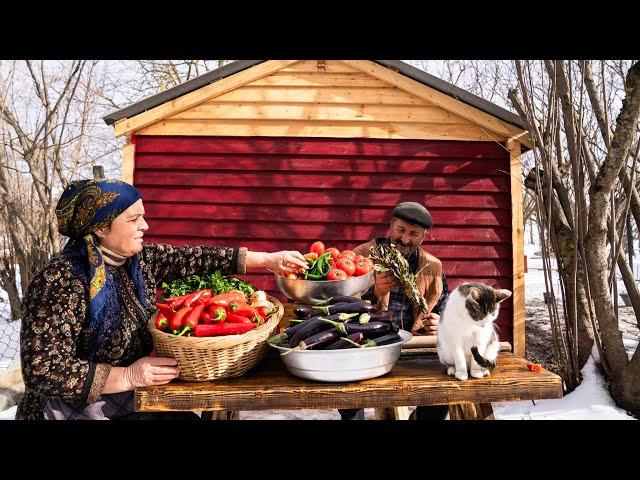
[148,296,283,381]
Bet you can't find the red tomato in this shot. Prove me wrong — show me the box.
[310,241,325,256]
[326,268,347,281]
[527,363,542,373]
[354,254,367,264]
[328,259,336,268]
[335,257,356,276]
[325,247,341,259]
[354,259,374,276]
[338,250,356,261]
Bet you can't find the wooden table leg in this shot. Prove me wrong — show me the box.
[448,403,494,420]
[216,410,239,420]
[201,410,239,420]
[373,407,411,420]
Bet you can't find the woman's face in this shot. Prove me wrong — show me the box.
[95,199,149,257]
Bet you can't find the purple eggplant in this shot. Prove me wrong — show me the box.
[284,318,313,337]
[344,321,391,337]
[289,318,331,348]
[362,333,402,347]
[328,295,363,305]
[317,317,391,337]
[325,332,365,349]
[312,300,377,316]
[288,312,356,348]
[267,315,324,347]
[358,310,393,324]
[299,328,341,350]
[294,305,314,319]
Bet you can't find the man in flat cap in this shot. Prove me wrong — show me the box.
[355,201,447,335]
[338,201,449,421]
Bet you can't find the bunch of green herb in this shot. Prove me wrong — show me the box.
[303,252,332,280]
[161,270,256,299]
[369,242,430,314]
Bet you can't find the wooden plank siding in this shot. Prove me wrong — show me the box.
[136,61,506,143]
[133,135,515,344]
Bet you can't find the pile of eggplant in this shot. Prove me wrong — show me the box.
[268,295,402,351]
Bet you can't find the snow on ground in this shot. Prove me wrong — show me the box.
[494,345,636,420]
[0,405,16,420]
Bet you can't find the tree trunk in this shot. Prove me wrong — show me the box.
[585,61,640,415]
[0,268,22,320]
[609,362,640,415]
[525,169,594,369]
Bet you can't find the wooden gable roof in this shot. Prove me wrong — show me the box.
[104,60,532,149]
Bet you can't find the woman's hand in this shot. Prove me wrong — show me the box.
[123,356,180,389]
[247,250,308,273]
[269,250,308,273]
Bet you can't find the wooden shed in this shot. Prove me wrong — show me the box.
[104,60,532,355]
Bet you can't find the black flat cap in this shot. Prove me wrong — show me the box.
[392,202,432,229]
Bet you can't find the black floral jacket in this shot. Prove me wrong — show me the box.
[17,243,247,420]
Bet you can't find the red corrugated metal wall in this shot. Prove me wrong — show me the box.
[134,135,514,343]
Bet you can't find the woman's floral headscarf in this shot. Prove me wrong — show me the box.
[56,179,148,356]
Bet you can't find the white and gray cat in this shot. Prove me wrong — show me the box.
[437,282,512,381]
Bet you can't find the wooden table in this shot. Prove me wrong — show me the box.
[136,303,563,419]
[135,349,562,419]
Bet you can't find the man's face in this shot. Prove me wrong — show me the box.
[389,217,426,256]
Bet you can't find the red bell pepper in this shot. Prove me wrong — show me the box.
[193,323,255,337]
[169,306,193,331]
[163,293,191,303]
[183,289,210,308]
[226,312,255,324]
[211,306,227,322]
[232,302,261,321]
[256,305,273,321]
[183,304,205,330]
[201,311,213,324]
[169,295,189,310]
[155,312,169,331]
[203,291,246,308]
[155,303,174,320]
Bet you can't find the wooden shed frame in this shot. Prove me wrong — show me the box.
[105,60,531,356]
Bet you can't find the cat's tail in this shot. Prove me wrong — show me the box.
[471,347,496,369]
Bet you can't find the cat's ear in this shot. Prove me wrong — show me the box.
[494,289,512,303]
[469,287,481,302]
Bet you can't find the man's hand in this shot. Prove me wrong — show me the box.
[373,270,399,298]
[411,312,439,336]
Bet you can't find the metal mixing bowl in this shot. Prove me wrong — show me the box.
[274,270,374,304]
[269,330,412,382]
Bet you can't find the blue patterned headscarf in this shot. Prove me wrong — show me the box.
[55,179,148,357]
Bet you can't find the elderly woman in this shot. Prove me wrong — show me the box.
[17,179,307,420]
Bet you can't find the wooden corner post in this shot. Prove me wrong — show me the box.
[508,139,525,357]
[121,132,136,185]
